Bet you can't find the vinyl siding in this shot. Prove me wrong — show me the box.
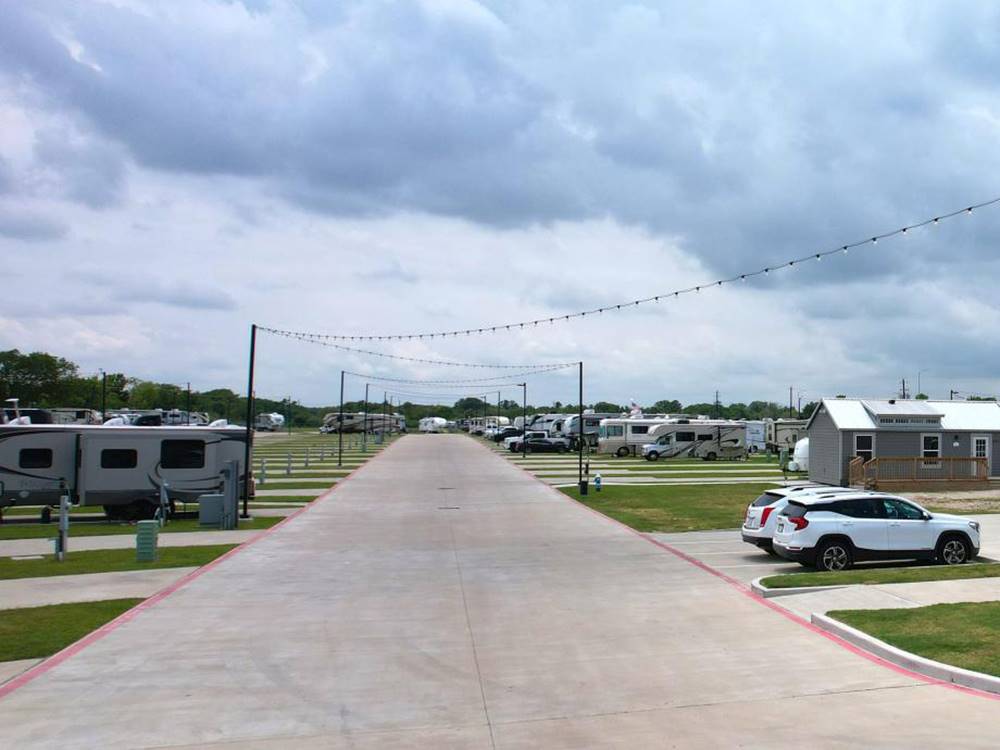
[807,407,842,485]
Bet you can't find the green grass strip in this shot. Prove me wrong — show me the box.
[830,602,1000,677]
[559,483,775,532]
[0,544,237,580]
[0,517,279,541]
[0,599,145,661]
[760,562,1000,589]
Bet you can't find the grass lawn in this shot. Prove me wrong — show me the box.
[760,562,1000,589]
[254,481,337,490]
[249,495,317,502]
[0,599,145,662]
[559,483,777,532]
[0,544,237,580]
[830,602,1000,677]
[0,516,280,541]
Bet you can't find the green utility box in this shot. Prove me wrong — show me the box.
[136,520,159,562]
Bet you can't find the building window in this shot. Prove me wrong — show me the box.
[19,448,53,469]
[854,434,874,462]
[101,449,138,469]
[921,434,941,468]
[161,440,205,469]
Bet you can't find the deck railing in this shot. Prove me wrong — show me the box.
[848,456,865,487]
[860,456,988,487]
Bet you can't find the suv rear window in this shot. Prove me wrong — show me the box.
[751,492,781,507]
[782,502,808,518]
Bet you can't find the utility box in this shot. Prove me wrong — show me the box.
[199,494,224,526]
[136,520,159,562]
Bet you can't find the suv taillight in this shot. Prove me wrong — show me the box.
[760,507,775,527]
[787,516,809,531]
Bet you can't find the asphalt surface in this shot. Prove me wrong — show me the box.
[0,434,997,748]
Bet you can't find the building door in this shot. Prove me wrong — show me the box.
[972,435,990,478]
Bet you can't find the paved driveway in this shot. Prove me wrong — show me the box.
[0,435,997,748]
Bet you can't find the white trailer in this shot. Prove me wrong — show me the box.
[255,412,286,432]
[641,421,747,461]
[559,412,621,448]
[744,420,766,453]
[48,409,103,425]
[419,417,448,433]
[597,417,672,456]
[0,423,247,520]
[765,418,807,453]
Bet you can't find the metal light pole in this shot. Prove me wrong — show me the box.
[242,324,257,519]
[578,361,585,493]
[520,383,527,458]
[496,390,501,431]
[286,397,292,436]
[338,370,345,467]
[363,383,370,453]
[383,391,388,441]
[186,382,192,425]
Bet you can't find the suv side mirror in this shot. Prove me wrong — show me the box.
[922,511,933,521]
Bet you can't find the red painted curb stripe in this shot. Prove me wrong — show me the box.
[0,439,398,701]
[494,443,1000,703]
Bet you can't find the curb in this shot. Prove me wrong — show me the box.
[749,576,849,598]
[811,613,1000,695]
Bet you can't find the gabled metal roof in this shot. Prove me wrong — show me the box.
[808,398,1000,432]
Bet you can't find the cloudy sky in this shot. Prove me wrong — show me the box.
[2,0,1000,407]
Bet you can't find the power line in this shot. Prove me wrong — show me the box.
[343,364,574,385]
[267,196,1000,342]
[259,326,575,368]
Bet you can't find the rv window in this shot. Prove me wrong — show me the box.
[675,432,696,443]
[630,425,649,435]
[604,425,624,437]
[101,449,138,469]
[161,440,205,469]
[19,448,53,469]
[697,433,713,441]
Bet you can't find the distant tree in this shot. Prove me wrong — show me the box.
[914,393,929,400]
[649,399,681,413]
[799,401,819,418]
[967,395,997,401]
[592,401,623,413]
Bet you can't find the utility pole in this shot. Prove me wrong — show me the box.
[900,378,908,399]
[337,370,345,467]
[714,390,720,419]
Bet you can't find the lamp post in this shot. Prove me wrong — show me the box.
[578,362,585,494]
[363,383,370,453]
[99,369,107,422]
[242,323,257,520]
[338,370,345,467]
[520,383,527,458]
[186,382,191,425]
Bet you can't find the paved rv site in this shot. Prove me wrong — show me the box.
[1,433,999,749]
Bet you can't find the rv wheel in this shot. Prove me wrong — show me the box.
[616,447,630,458]
[705,452,718,461]
[646,452,659,462]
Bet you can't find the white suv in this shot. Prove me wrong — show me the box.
[742,486,857,553]
[773,492,981,571]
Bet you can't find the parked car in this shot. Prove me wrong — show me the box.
[521,436,569,454]
[507,431,547,451]
[742,486,858,554]
[772,492,981,571]
[493,427,521,443]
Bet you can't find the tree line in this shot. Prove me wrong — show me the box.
[0,349,817,428]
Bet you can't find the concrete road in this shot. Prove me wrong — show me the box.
[0,435,998,748]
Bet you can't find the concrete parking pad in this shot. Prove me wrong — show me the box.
[0,435,997,748]
[0,567,197,610]
[0,660,39,687]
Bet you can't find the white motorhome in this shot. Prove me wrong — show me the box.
[0,423,247,520]
[255,412,286,432]
[744,420,766,453]
[419,417,448,433]
[467,416,510,435]
[597,417,672,456]
[641,420,747,461]
[765,418,808,453]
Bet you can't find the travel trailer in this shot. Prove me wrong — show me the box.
[640,421,747,461]
[765,418,808,453]
[255,412,286,432]
[0,423,247,520]
[524,413,572,437]
[49,409,103,425]
[419,417,448,433]
[467,416,510,435]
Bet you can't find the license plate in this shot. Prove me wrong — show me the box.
[776,521,784,532]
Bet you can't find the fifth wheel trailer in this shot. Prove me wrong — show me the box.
[0,423,247,520]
